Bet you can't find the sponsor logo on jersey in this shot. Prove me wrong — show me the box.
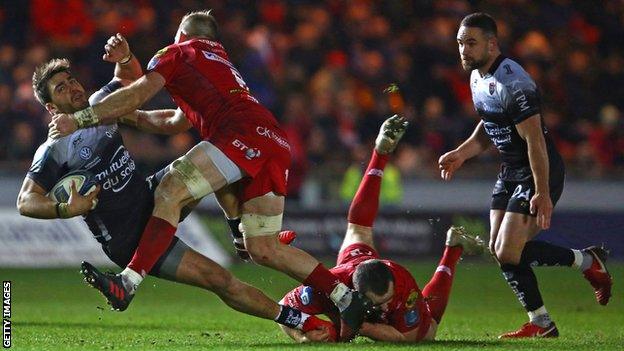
[404,309,420,327]
[202,50,235,69]
[256,126,291,150]
[300,286,313,306]
[367,168,384,177]
[79,146,93,160]
[483,121,512,146]
[94,146,136,192]
[232,139,262,160]
[72,135,83,147]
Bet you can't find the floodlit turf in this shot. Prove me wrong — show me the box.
[1,261,622,350]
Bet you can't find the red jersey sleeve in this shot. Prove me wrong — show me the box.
[146,45,182,83]
[388,289,423,333]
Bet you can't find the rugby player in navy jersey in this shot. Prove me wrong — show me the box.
[16,34,333,336]
[439,12,612,338]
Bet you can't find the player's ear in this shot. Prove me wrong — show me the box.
[488,36,497,52]
[45,103,58,115]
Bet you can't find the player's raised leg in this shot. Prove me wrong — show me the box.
[496,211,613,338]
[420,226,484,340]
[341,115,408,251]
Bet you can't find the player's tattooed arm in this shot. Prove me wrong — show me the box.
[359,322,419,342]
[516,114,552,229]
[119,108,191,135]
[102,33,142,85]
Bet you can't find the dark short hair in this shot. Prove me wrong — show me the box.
[180,10,219,40]
[460,12,498,37]
[353,259,394,296]
[32,58,71,105]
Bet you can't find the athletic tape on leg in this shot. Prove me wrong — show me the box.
[240,213,283,237]
[170,156,213,200]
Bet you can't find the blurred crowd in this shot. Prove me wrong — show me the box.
[1,0,623,201]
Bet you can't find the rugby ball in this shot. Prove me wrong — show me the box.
[48,171,98,208]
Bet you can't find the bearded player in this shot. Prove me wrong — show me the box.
[279,115,485,343]
[17,34,333,336]
[48,10,369,338]
[439,13,612,338]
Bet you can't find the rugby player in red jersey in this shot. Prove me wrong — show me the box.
[48,10,369,339]
[279,116,485,343]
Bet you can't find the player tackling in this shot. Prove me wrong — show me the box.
[48,10,369,339]
[17,34,333,336]
[279,115,486,343]
[439,12,613,338]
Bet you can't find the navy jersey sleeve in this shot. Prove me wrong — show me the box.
[88,80,124,105]
[26,141,67,191]
[498,62,541,124]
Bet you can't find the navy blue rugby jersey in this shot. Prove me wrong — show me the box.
[26,81,152,243]
[469,55,563,180]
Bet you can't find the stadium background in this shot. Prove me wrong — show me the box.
[0,1,622,350]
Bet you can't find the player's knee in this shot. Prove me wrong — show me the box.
[154,173,187,206]
[496,248,521,265]
[246,238,278,267]
[239,212,283,266]
[488,240,497,258]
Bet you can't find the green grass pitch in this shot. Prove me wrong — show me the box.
[2,261,622,350]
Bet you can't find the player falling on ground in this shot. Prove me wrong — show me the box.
[48,10,369,339]
[439,12,612,338]
[17,35,332,336]
[278,115,485,343]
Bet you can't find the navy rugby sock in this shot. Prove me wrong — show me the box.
[520,241,575,267]
[500,263,545,314]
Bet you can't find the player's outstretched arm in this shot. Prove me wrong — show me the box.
[439,120,490,181]
[48,72,166,138]
[16,178,99,219]
[360,322,419,342]
[516,113,552,229]
[120,108,191,135]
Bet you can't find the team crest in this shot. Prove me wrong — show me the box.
[79,146,92,160]
[300,286,313,306]
[404,309,420,327]
[489,82,496,95]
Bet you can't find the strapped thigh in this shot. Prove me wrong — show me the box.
[169,141,244,200]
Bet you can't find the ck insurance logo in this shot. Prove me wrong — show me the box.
[2,281,10,348]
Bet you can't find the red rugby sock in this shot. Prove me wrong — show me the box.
[303,263,342,296]
[421,246,462,323]
[347,150,388,227]
[127,216,177,276]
